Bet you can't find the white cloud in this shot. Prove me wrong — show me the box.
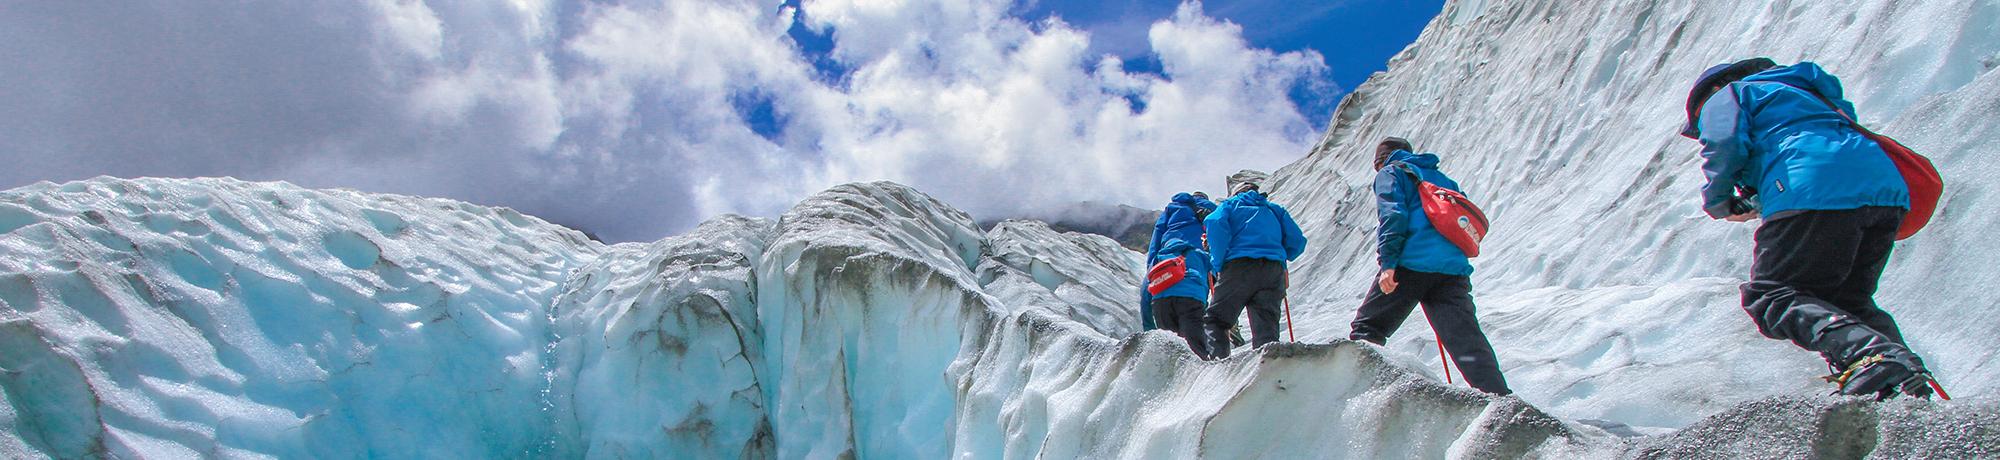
[0,0,1336,241]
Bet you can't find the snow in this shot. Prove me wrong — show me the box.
[7,0,2000,457]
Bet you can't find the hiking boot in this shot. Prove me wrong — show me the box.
[1229,325,1248,347]
[1898,372,1938,400]
[1830,354,1930,400]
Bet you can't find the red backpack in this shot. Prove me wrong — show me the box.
[1788,86,1942,240]
[1397,164,1490,257]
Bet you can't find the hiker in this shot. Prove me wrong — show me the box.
[1203,182,1306,358]
[1142,192,1216,334]
[1348,137,1511,396]
[1147,237,1214,358]
[1681,58,1936,399]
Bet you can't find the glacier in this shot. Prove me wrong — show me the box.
[6,0,2000,458]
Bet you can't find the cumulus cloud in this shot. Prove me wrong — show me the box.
[0,0,1336,242]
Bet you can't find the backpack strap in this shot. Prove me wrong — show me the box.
[1773,82,1877,136]
[1391,162,1425,211]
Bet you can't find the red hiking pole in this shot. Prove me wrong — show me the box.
[1436,339,1454,384]
[1283,272,1296,342]
[1929,380,1953,401]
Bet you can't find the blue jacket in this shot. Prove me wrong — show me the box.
[1203,190,1306,270]
[1694,62,1909,219]
[1141,193,1215,326]
[1146,193,1214,265]
[1146,238,1212,302]
[1375,150,1473,276]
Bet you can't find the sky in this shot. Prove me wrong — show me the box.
[0,0,1442,242]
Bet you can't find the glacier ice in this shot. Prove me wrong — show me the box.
[7,0,2000,458]
[7,175,1995,458]
[0,178,598,458]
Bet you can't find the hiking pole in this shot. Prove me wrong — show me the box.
[1283,271,1296,342]
[1436,339,1455,384]
[1930,380,1953,401]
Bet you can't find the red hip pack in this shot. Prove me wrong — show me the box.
[1398,165,1490,257]
[1146,256,1186,295]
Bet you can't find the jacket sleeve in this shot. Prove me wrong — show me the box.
[1145,212,1168,265]
[1375,168,1412,270]
[1696,87,1754,218]
[1204,206,1233,270]
[1276,205,1307,261]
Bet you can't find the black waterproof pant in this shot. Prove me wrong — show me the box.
[1206,258,1287,359]
[1742,207,1922,371]
[1349,269,1511,395]
[1153,297,1211,358]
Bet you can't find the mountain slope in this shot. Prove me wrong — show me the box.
[1265,0,2000,429]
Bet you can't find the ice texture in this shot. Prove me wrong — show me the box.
[545,215,775,458]
[0,177,599,458]
[978,220,1144,337]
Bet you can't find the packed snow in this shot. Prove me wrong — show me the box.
[6,0,2000,458]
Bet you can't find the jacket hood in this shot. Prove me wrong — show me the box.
[1385,149,1441,169]
[1172,192,1216,211]
[1230,190,1269,207]
[1741,62,1843,101]
[1159,238,1197,255]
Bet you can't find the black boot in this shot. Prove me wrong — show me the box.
[1831,352,1933,400]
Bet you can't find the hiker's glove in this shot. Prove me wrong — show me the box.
[1727,197,1755,216]
[1706,197,1755,219]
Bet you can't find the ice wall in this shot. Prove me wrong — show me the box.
[0,177,598,458]
[1266,0,2000,428]
[978,220,1144,337]
[545,215,775,458]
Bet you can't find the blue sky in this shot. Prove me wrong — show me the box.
[1014,0,1444,122]
[779,0,1443,132]
[1,0,1447,242]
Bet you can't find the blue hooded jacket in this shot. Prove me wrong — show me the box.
[1141,193,1216,327]
[1692,62,1908,218]
[1146,238,1212,302]
[1375,150,1474,276]
[1203,190,1306,270]
[1146,193,1214,264]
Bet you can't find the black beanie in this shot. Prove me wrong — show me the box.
[1375,137,1412,168]
[1682,58,1778,138]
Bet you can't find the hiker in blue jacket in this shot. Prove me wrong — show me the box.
[1682,58,1935,399]
[1142,192,1215,332]
[1202,182,1305,358]
[1148,238,1214,358]
[1348,137,1510,395]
